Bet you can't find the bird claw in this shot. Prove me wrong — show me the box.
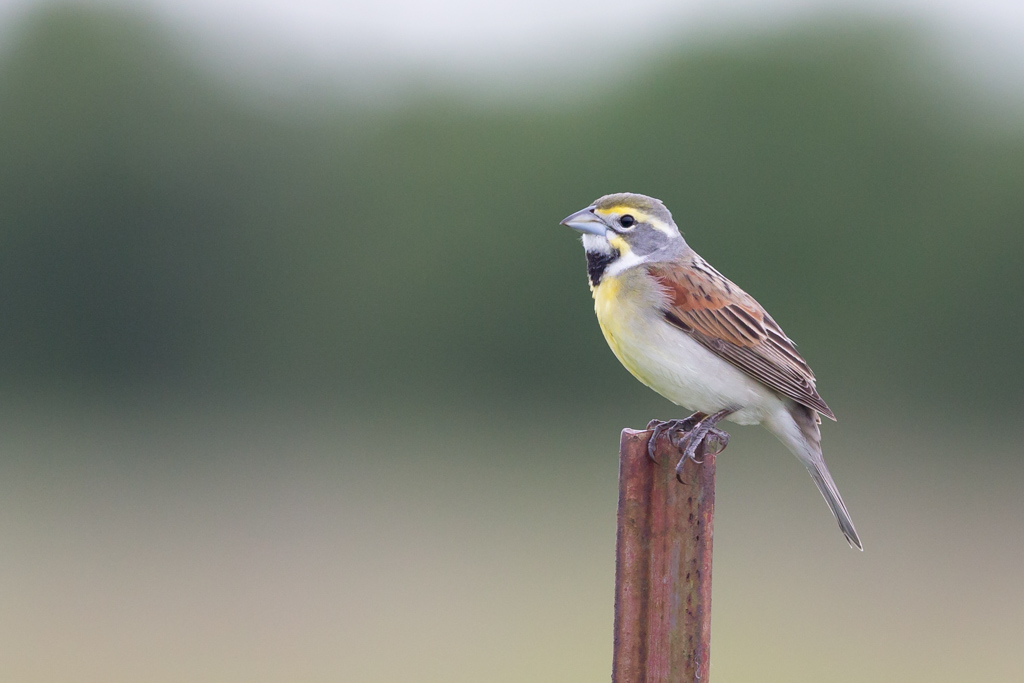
[648,411,732,483]
[669,409,734,483]
[674,431,706,482]
[673,430,727,482]
[702,428,729,456]
[646,420,675,464]
[646,414,705,464]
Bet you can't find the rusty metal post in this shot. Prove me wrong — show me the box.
[613,428,717,683]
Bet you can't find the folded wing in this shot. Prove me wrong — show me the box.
[648,259,835,420]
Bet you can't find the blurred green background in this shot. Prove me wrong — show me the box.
[0,4,1022,682]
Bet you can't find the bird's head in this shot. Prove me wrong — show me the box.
[560,193,684,286]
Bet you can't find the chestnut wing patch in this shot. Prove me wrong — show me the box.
[648,261,835,420]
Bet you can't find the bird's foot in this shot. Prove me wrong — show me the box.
[674,409,734,483]
[646,413,706,464]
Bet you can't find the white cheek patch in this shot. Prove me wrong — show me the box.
[581,233,612,253]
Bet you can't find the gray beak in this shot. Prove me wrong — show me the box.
[560,206,608,236]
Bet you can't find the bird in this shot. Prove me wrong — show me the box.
[560,192,862,550]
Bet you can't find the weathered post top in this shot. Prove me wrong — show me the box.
[613,428,717,683]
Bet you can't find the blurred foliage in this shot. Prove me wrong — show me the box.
[0,6,1021,409]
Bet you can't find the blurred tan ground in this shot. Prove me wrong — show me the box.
[0,403,1020,682]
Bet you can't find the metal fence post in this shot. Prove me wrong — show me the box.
[613,428,717,683]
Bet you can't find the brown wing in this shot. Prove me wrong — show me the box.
[647,259,835,420]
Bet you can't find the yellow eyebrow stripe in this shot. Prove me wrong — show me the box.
[596,206,648,221]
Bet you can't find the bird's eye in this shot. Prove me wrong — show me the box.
[620,215,636,228]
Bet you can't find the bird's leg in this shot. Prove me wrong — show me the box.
[675,409,734,483]
[646,413,706,464]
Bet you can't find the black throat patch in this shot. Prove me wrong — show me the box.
[586,249,619,287]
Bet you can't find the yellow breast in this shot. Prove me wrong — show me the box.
[592,273,622,324]
[592,272,653,384]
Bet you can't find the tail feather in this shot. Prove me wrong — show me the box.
[768,403,863,550]
[806,460,862,550]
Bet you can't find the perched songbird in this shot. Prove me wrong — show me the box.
[561,193,861,549]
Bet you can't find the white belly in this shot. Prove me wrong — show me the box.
[593,271,783,426]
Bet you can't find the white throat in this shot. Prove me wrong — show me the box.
[581,233,611,254]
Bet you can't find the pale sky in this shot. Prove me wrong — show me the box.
[0,0,1021,94]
